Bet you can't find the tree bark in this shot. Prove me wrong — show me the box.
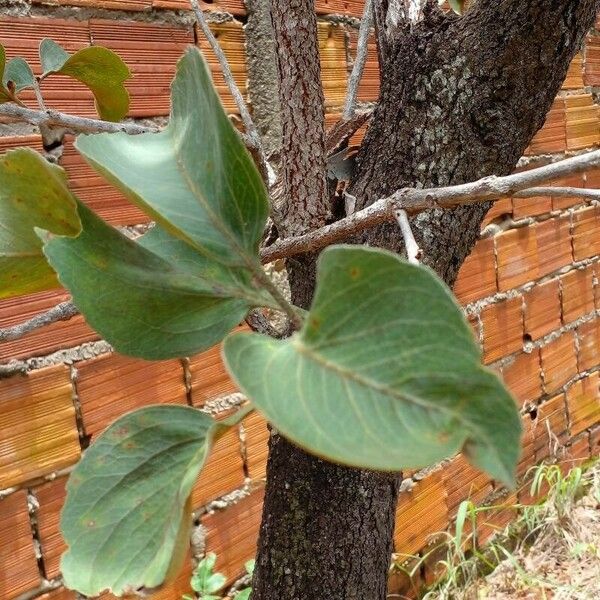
[253,1,600,599]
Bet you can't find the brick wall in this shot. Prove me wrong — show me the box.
[0,2,599,599]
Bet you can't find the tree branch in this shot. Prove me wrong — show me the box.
[0,301,78,343]
[0,104,155,135]
[343,0,373,120]
[190,0,261,149]
[260,149,600,263]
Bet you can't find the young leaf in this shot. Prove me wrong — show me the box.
[39,38,70,74]
[61,406,219,597]
[224,245,522,488]
[237,590,252,600]
[39,39,131,121]
[0,44,14,102]
[42,201,258,359]
[75,47,268,269]
[448,0,466,15]
[3,57,36,93]
[0,148,81,299]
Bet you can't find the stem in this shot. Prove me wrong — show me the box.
[250,260,304,330]
[343,0,373,120]
[32,79,47,111]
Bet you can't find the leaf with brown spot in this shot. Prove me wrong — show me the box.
[225,245,522,487]
[60,403,253,597]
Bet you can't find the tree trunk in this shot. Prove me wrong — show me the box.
[253,1,600,599]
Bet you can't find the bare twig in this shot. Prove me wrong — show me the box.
[260,149,600,263]
[31,79,47,111]
[190,0,261,149]
[511,186,600,201]
[343,0,373,120]
[0,104,155,135]
[0,301,79,343]
[325,108,373,154]
[394,207,421,264]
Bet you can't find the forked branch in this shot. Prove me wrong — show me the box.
[260,149,600,263]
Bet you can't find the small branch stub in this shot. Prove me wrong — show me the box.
[394,207,422,264]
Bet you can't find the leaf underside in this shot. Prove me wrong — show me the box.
[224,245,522,487]
[60,405,217,597]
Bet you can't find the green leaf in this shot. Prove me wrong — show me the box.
[74,47,268,268]
[40,40,131,121]
[244,559,255,576]
[61,405,220,597]
[3,57,35,93]
[224,246,522,487]
[448,0,466,15]
[0,148,81,299]
[0,44,14,102]
[39,38,70,74]
[42,201,256,359]
[236,590,252,600]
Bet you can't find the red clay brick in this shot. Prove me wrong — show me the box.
[482,197,513,228]
[0,365,80,488]
[563,52,584,89]
[191,424,245,509]
[495,227,539,291]
[0,491,40,599]
[527,98,566,154]
[572,206,600,260]
[577,318,600,372]
[561,266,596,324]
[395,471,448,556]
[534,394,569,462]
[76,353,187,440]
[565,94,599,150]
[566,372,600,437]
[550,173,586,211]
[523,278,561,340]
[442,454,493,517]
[501,349,542,406]
[512,195,552,219]
[541,332,578,394]
[453,237,497,304]
[188,330,246,408]
[36,477,67,580]
[0,289,97,363]
[480,297,523,363]
[244,411,270,482]
[202,486,265,585]
[535,217,573,277]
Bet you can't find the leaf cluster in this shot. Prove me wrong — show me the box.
[0,43,521,597]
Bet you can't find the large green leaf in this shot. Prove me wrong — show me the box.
[39,39,131,121]
[42,201,261,359]
[224,245,522,487]
[60,405,219,596]
[74,47,268,268]
[3,57,35,93]
[0,148,81,299]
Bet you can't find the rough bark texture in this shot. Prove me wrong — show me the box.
[253,1,600,599]
[353,0,600,285]
[268,0,330,237]
[244,0,282,160]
